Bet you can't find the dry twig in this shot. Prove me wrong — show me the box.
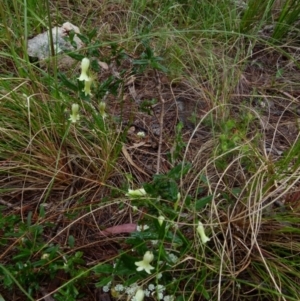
[155,70,165,174]
[0,197,21,211]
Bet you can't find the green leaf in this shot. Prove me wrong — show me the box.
[91,59,101,72]
[168,162,191,181]
[199,174,208,184]
[77,33,89,44]
[130,231,159,241]
[70,39,78,49]
[87,28,97,40]
[95,276,113,288]
[125,236,145,247]
[3,273,13,287]
[139,98,157,114]
[88,42,102,57]
[27,211,32,226]
[168,180,179,200]
[114,254,137,275]
[74,251,83,258]
[124,275,143,287]
[39,204,46,218]
[133,59,149,66]
[195,281,210,300]
[93,264,114,274]
[58,72,78,92]
[66,52,85,61]
[194,195,213,210]
[12,249,31,261]
[68,235,75,248]
[164,231,183,246]
[154,61,168,73]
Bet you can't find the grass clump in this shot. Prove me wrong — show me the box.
[1,0,300,300]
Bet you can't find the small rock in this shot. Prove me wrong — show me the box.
[27,22,83,68]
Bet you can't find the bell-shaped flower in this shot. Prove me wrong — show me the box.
[78,58,90,81]
[126,188,147,198]
[197,221,210,244]
[158,215,165,226]
[69,103,80,123]
[133,288,145,301]
[135,251,155,274]
[83,78,93,96]
[174,192,181,210]
[99,101,108,118]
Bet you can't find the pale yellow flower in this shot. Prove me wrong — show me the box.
[197,221,210,244]
[99,101,108,118]
[133,288,145,301]
[126,188,147,198]
[158,215,165,226]
[78,58,90,81]
[135,251,155,274]
[83,78,93,96]
[174,192,181,210]
[69,103,80,123]
[41,253,49,260]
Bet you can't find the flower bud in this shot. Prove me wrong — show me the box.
[69,103,80,123]
[78,58,90,81]
[126,188,147,198]
[83,79,93,96]
[158,215,165,226]
[99,101,108,118]
[134,288,145,301]
[197,221,210,244]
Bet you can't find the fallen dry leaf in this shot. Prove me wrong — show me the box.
[98,60,109,70]
[101,223,137,235]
